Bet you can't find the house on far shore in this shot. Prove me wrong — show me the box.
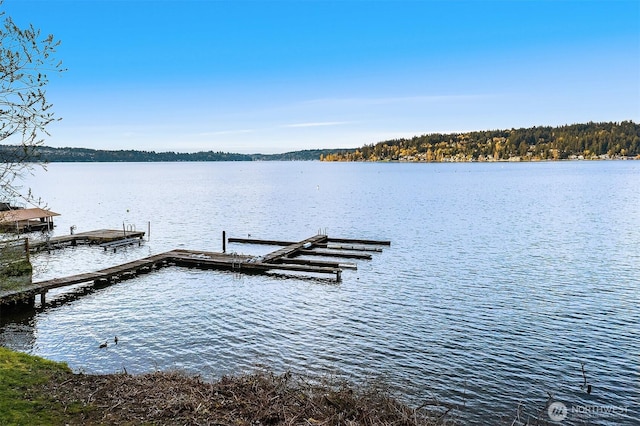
[0,207,60,233]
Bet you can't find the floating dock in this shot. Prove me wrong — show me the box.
[28,229,146,252]
[0,234,389,312]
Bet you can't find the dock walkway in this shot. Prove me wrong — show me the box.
[0,234,389,311]
[28,229,146,253]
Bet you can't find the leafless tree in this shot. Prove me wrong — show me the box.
[0,0,64,203]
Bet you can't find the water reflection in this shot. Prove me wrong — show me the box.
[0,305,37,352]
[0,282,104,351]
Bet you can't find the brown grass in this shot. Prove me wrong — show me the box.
[41,369,455,425]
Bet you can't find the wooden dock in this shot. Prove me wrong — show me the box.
[0,234,389,312]
[28,229,146,252]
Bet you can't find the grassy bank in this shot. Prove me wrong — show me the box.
[0,346,449,425]
[0,347,88,424]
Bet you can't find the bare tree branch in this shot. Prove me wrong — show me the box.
[0,0,65,203]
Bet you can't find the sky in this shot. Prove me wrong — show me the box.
[3,0,639,154]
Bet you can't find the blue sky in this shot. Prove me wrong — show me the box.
[4,0,639,154]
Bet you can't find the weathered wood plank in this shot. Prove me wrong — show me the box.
[227,237,295,246]
[271,257,357,269]
[260,235,328,263]
[167,250,340,276]
[100,237,143,251]
[296,249,372,260]
[322,244,383,252]
[326,237,391,246]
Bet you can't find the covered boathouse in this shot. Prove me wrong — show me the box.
[0,207,60,233]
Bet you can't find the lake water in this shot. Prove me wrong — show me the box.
[1,161,638,425]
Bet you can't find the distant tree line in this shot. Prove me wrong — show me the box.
[29,147,252,162]
[0,146,350,162]
[251,149,355,161]
[321,121,640,162]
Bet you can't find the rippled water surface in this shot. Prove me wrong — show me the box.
[1,161,638,425]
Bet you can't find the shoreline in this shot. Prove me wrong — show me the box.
[0,346,451,425]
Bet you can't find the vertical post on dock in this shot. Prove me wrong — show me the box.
[39,291,46,306]
[24,238,30,264]
[222,231,226,253]
[148,221,151,241]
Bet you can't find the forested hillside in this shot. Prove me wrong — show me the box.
[0,122,636,163]
[321,121,639,162]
